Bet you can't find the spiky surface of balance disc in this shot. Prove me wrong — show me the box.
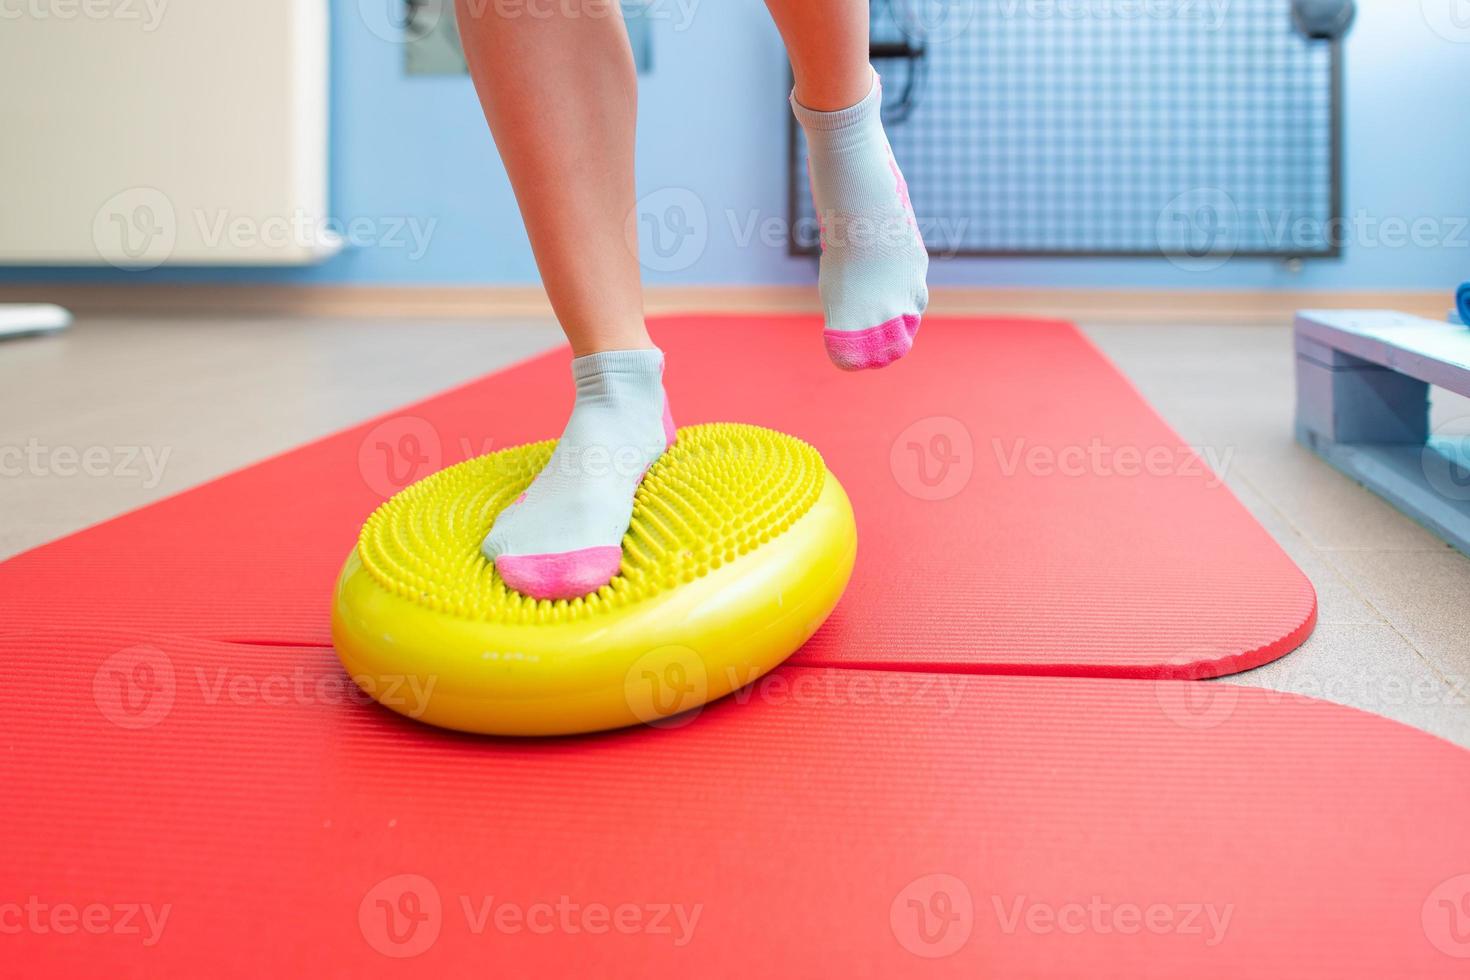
[357,423,826,624]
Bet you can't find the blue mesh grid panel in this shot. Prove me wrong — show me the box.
[790,0,1339,259]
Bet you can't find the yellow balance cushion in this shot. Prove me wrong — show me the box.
[332,423,857,735]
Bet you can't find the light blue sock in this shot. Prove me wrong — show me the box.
[792,71,929,371]
[482,348,674,601]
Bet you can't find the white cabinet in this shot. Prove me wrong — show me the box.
[0,1,335,267]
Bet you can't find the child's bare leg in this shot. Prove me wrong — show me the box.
[458,0,649,355]
[460,0,671,600]
[764,0,873,111]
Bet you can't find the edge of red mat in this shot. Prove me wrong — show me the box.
[2,315,1319,682]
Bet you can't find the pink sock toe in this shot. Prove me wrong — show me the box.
[823,313,921,371]
[494,547,623,601]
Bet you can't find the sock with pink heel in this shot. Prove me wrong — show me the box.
[792,71,929,370]
[482,347,675,600]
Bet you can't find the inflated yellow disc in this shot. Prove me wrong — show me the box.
[332,423,857,736]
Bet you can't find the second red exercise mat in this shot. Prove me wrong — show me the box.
[2,629,1463,976]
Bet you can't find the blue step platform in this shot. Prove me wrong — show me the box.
[1295,309,1470,555]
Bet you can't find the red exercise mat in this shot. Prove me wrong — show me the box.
[3,629,1466,976]
[0,316,1315,677]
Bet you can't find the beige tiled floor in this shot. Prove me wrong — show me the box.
[0,317,564,559]
[1084,322,1470,747]
[3,315,1467,746]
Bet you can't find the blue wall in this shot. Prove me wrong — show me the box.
[7,0,1468,290]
